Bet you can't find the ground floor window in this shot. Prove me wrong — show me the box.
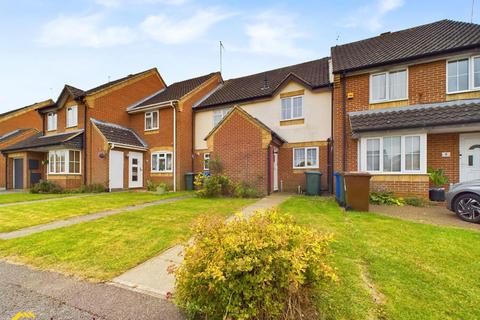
[48,150,81,174]
[359,134,426,173]
[151,152,173,172]
[204,153,210,171]
[293,147,318,169]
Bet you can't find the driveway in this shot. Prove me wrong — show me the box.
[0,261,184,320]
[371,204,480,232]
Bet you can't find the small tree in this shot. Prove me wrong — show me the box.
[428,167,449,188]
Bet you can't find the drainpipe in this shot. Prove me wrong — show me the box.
[3,153,7,190]
[341,71,347,172]
[171,102,177,192]
[83,101,88,186]
[267,144,271,195]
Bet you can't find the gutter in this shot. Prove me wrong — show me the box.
[126,100,178,114]
[110,143,148,152]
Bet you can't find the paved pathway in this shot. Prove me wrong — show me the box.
[0,195,190,240]
[111,193,291,298]
[0,261,184,320]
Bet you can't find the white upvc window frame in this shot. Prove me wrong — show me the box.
[66,105,78,128]
[446,55,480,94]
[292,147,319,169]
[47,112,57,131]
[281,95,304,121]
[48,149,81,175]
[369,69,408,104]
[151,151,173,173]
[203,153,210,171]
[145,110,159,131]
[359,134,426,174]
[213,108,231,127]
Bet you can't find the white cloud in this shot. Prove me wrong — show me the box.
[242,11,311,58]
[38,14,136,48]
[141,8,233,44]
[94,0,187,8]
[345,0,405,31]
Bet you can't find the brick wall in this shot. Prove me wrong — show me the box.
[371,179,430,198]
[427,132,459,185]
[211,111,269,194]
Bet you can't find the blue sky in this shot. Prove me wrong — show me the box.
[0,0,477,113]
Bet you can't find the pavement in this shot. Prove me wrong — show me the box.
[111,193,291,298]
[0,261,184,320]
[0,195,190,240]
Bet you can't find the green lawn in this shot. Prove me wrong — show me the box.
[0,197,253,280]
[0,191,190,233]
[279,196,480,320]
[0,192,74,205]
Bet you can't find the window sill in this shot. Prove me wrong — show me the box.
[369,98,408,105]
[293,166,319,170]
[280,119,305,126]
[145,129,160,135]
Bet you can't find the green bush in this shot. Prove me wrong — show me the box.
[370,192,404,206]
[234,181,262,198]
[146,180,170,193]
[428,167,449,187]
[174,210,337,319]
[77,183,107,193]
[196,175,223,198]
[405,197,428,207]
[30,180,64,194]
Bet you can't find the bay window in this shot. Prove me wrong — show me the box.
[281,96,303,120]
[151,152,173,172]
[370,70,407,103]
[145,111,159,131]
[48,150,81,174]
[447,56,480,93]
[293,147,318,169]
[360,134,426,173]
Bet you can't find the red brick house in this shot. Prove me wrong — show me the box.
[332,20,480,198]
[0,69,221,191]
[193,59,333,194]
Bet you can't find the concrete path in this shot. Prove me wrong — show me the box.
[111,193,291,298]
[0,195,190,240]
[0,261,184,320]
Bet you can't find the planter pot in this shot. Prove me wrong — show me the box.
[429,188,445,202]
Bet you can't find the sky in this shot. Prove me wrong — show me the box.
[0,0,478,113]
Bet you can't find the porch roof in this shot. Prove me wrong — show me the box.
[349,99,480,134]
[0,129,32,144]
[0,130,83,153]
[91,119,147,149]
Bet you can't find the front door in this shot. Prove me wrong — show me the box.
[128,152,143,188]
[273,147,279,192]
[460,133,480,182]
[13,158,24,189]
[109,150,124,189]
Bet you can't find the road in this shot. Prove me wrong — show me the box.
[0,261,184,320]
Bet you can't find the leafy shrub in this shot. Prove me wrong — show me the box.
[196,175,223,198]
[146,180,169,193]
[234,181,262,198]
[75,183,106,193]
[30,180,64,194]
[428,167,449,187]
[370,192,404,206]
[175,210,336,320]
[405,197,428,207]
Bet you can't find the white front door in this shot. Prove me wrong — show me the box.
[273,147,279,192]
[460,133,480,182]
[128,152,143,188]
[109,150,124,190]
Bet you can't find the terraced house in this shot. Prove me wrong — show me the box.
[332,19,480,197]
[0,68,221,191]
[193,58,333,194]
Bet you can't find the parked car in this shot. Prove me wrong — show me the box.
[446,180,480,223]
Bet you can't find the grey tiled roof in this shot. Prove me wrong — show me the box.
[349,99,480,133]
[197,58,331,109]
[0,129,31,143]
[332,20,480,73]
[1,131,83,152]
[91,119,146,148]
[128,72,219,111]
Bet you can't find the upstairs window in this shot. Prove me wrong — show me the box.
[213,108,231,127]
[151,152,173,172]
[145,111,159,131]
[447,56,480,93]
[47,112,57,131]
[281,96,303,120]
[66,106,78,128]
[370,70,407,103]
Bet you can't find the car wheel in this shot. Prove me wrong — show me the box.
[454,193,480,223]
